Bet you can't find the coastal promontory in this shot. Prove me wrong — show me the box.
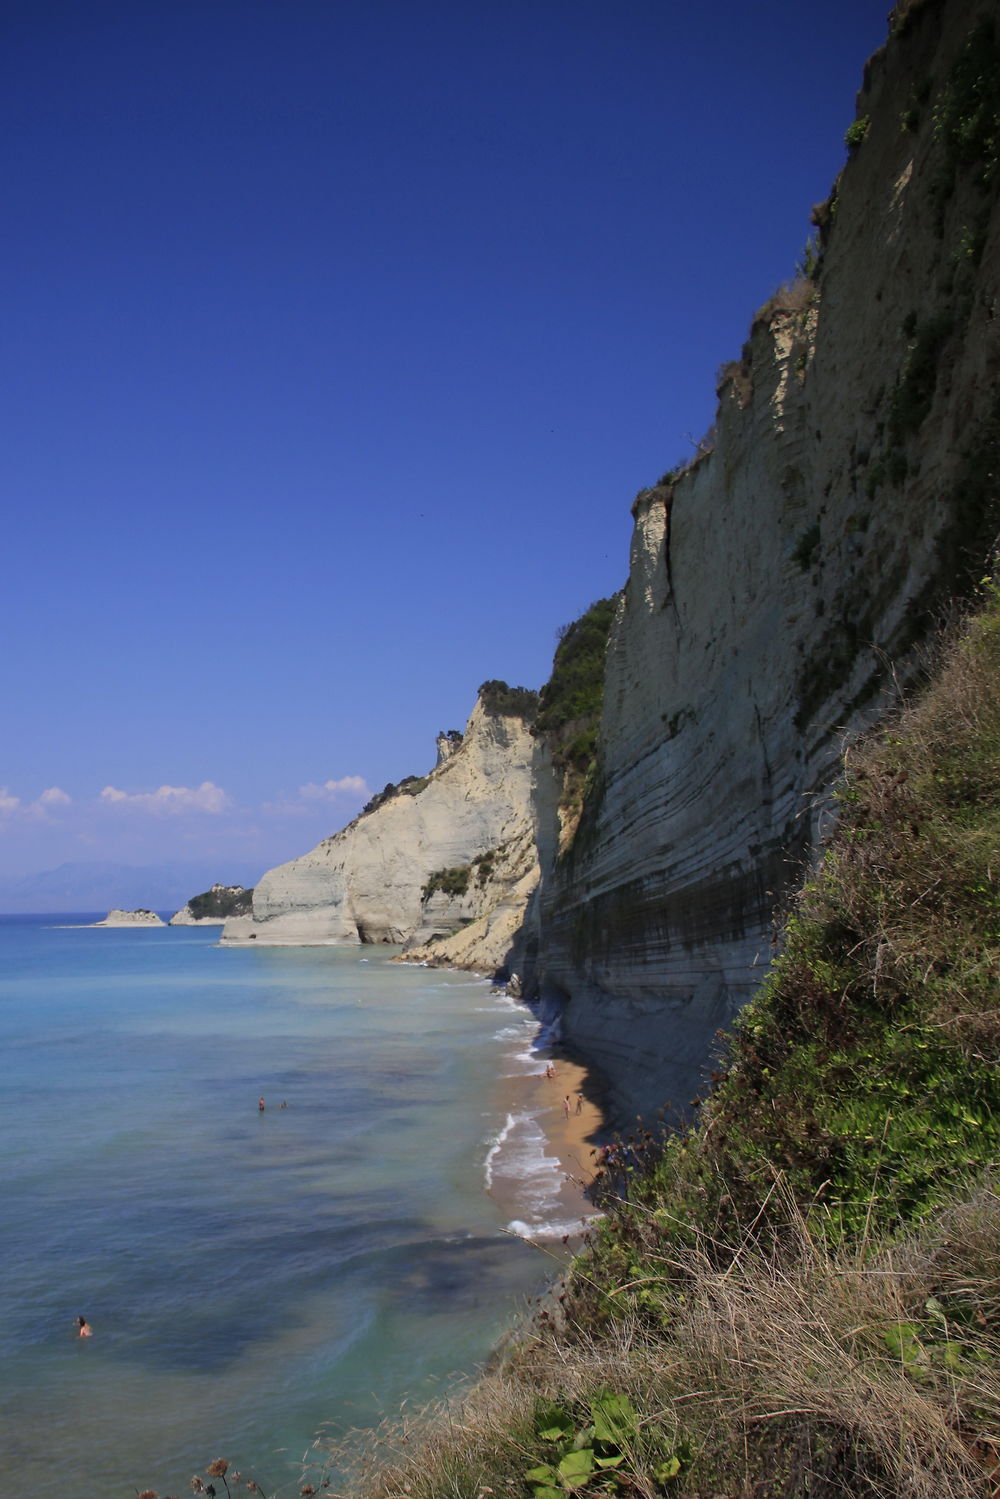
[170,883,254,925]
[93,908,166,927]
[221,688,544,950]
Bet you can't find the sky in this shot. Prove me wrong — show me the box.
[1,0,890,893]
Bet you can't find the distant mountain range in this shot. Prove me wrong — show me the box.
[0,861,263,915]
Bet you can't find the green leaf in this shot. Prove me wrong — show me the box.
[525,1465,560,1486]
[558,1448,596,1487]
[595,1455,625,1469]
[654,1456,682,1481]
[529,1486,564,1499]
[924,1296,947,1327]
[590,1391,637,1447]
[535,1403,574,1441]
[930,1339,965,1370]
[883,1321,923,1364]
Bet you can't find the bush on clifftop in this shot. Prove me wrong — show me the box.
[478,680,540,721]
[187,884,254,919]
[535,596,619,745]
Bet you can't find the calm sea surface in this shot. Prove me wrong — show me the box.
[0,916,569,1498]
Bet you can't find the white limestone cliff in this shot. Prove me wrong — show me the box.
[525,0,1000,1123]
[222,697,542,950]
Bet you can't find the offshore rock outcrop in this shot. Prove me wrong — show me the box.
[526,0,1000,1122]
[222,697,543,949]
[93,908,165,927]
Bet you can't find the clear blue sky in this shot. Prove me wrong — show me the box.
[1,0,888,886]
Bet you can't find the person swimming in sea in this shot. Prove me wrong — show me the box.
[77,1316,92,1338]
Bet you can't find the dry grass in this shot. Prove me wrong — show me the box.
[662,1195,1000,1498]
[817,584,1000,1047]
[319,1184,1000,1499]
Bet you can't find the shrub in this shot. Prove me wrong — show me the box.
[932,19,1000,190]
[187,885,253,920]
[478,680,540,721]
[361,782,399,816]
[421,866,470,901]
[535,597,619,740]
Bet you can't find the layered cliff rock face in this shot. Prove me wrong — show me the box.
[222,697,542,948]
[529,0,1000,1121]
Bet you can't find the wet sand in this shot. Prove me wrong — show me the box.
[487,1051,607,1245]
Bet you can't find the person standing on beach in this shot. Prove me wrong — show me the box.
[563,1095,571,1118]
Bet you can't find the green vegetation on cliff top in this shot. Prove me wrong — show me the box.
[535,596,619,776]
[187,884,253,919]
[478,680,541,721]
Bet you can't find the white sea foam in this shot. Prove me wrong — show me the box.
[505,1215,602,1242]
[503,1043,546,1076]
[483,1111,518,1190]
[478,989,528,1014]
[483,1110,568,1229]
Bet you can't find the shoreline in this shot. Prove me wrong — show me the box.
[483,1018,608,1247]
[394,962,613,1246]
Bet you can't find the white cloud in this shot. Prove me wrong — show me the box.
[0,772,369,879]
[38,786,71,808]
[299,775,369,801]
[99,781,231,815]
[0,786,72,820]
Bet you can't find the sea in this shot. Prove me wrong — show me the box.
[0,915,587,1498]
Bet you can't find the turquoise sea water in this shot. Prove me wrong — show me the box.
[0,917,573,1498]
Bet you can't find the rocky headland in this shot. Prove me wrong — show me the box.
[170,883,254,925]
[222,690,543,948]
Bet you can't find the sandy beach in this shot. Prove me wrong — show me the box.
[485,1047,607,1246]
